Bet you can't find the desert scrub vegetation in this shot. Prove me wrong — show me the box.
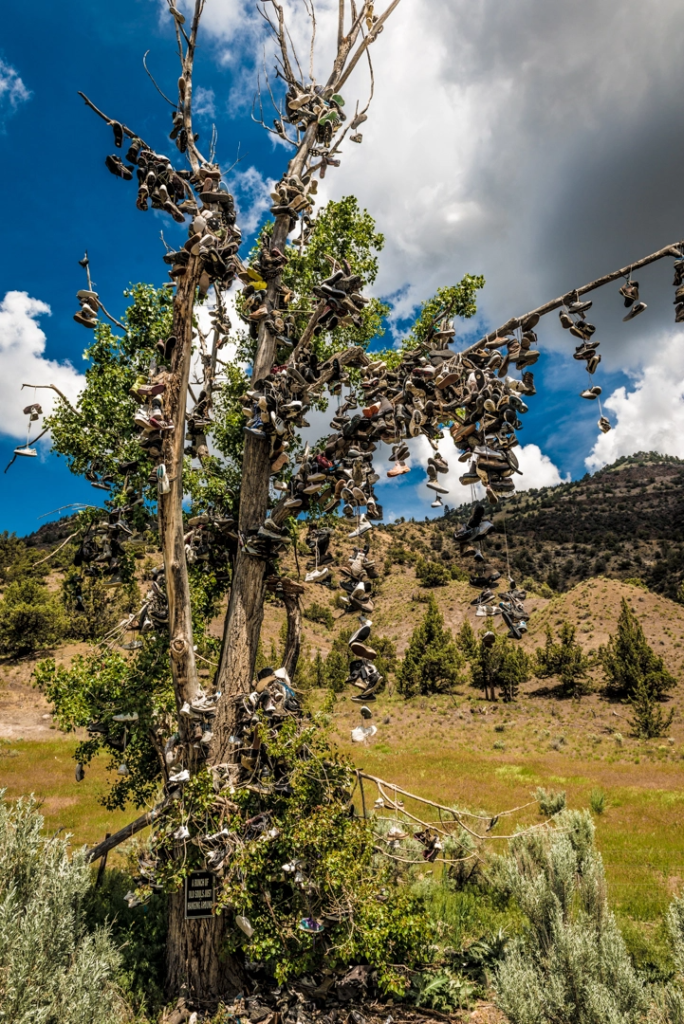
[0,792,126,1024]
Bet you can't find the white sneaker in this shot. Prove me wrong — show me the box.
[349,515,372,538]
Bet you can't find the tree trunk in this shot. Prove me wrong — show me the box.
[161,258,201,720]
[282,590,303,681]
[165,891,246,1007]
[212,126,319,760]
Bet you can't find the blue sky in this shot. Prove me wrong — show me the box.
[2,0,684,535]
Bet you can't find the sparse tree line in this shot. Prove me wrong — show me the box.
[2,522,673,741]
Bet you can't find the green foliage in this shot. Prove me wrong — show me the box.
[84,868,167,1017]
[535,787,567,817]
[280,195,389,364]
[629,676,675,739]
[0,577,67,657]
[493,810,650,1024]
[456,620,479,660]
[384,543,416,570]
[398,596,463,696]
[410,968,476,1011]
[471,636,531,702]
[34,645,174,809]
[399,278,485,352]
[449,564,470,582]
[303,601,335,629]
[0,792,125,1024]
[534,621,591,697]
[143,718,432,995]
[600,598,676,700]
[415,558,451,587]
[521,576,554,599]
[47,283,173,506]
[590,788,607,815]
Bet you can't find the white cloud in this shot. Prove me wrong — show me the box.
[0,292,84,440]
[193,85,216,120]
[197,0,684,367]
[228,166,275,236]
[586,327,684,471]
[372,429,566,516]
[189,0,684,485]
[0,59,30,122]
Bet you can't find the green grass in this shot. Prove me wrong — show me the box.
[328,690,684,937]
[0,738,137,851]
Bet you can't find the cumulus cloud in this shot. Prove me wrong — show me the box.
[198,0,684,357]
[195,0,684,479]
[0,292,84,439]
[586,327,684,470]
[411,436,566,507]
[0,59,30,123]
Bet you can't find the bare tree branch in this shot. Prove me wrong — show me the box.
[32,531,80,566]
[142,50,177,106]
[21,383,78,413]
[85,793,178,863]
[336,0,403,90]
[463,239,684,356]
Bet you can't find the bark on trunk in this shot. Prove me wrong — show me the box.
[166,891,246,1007]
[282,590,303,681]
[212,126,319,760]
[160,258,200,720]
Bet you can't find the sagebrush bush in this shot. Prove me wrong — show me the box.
[493,810,649,1024]
[0,792,125,1024]
[535,786,567,816]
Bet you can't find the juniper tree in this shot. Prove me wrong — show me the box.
[471,634,530,702]
[534,621,590,697]
[398,596,463,696]
[600,598,675,700]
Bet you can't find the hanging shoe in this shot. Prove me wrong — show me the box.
[623,301,647,321]
[580,386,602,400]
[598,415,611,433]
[349,514,372,538]
[619,281,639,307]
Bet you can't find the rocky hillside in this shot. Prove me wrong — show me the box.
[444,451,684,601]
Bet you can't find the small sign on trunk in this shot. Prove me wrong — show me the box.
[185,870,216,919]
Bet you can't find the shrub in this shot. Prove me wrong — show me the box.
[534,622,591,697]
[84,868,167,1016]
[303,601,335,629]
[493,810,650,1024]
[415,558,451,587]
[0,792,126,1024]
[397,596,463,696]
[535,787,566,816]
[590,788,606,815]
[0,578,67,657]
[385,543,416,567]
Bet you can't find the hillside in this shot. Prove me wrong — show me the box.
[443,451,684,601]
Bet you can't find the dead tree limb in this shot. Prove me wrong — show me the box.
[85,794,178,863]
[464,239,684,355]
[281,589,303,680]
[21,383,78,414]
